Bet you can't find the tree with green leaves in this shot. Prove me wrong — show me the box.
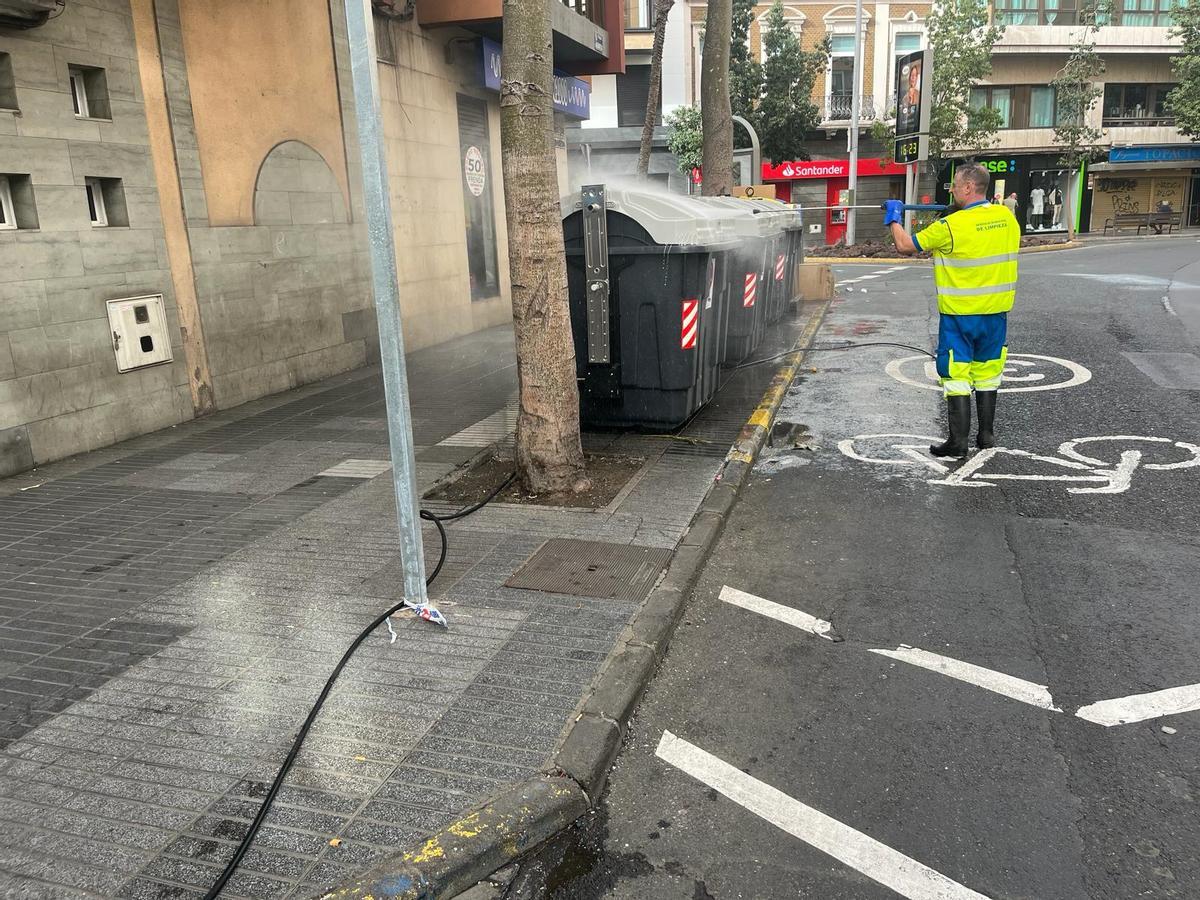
[665,105,704,178]
[1168,0,1200,140]
[1051,1,1108,238]
[757,1,827,164]
[730,0,761,126]
[925,0,1005,166]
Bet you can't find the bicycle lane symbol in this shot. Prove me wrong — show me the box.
[836,435,1200,495]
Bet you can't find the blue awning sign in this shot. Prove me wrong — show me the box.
[1109,145,1200,164]
[481,37,591,120]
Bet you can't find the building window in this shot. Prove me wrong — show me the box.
[827,33,857,120]
[68,65,111,120]
[0,174,38,230]
[85,177,129,227]
[617,63,660,128]
[624,0,654,30]
[0,53,17,111]
[0,176,16,230]
[1117,0,1179,25]
[993,0,1084,25]
[457,95,499,301]
[970,85,1014,128]
[1103,83,1176,125]
[374,12,395,64]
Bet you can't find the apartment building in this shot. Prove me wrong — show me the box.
[0,0,622,477]
[938,0,1192,234]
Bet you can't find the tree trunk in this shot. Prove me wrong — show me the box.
[500,0,589,494]
[637,0,675,178]
[700,0,734,196]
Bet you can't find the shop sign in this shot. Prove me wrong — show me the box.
[762,158,906,181]
[1109,145,1200,164]
[481,37,590,119]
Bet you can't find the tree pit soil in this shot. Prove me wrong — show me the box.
[425,452,648,510]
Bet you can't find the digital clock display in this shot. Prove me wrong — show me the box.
[895,137,921,164]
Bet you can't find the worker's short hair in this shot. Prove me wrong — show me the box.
[955,163,990,197]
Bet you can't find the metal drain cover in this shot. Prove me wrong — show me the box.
[505,539,671,602]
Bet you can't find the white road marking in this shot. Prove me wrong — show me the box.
[1075,683,1200,726]
[868,646,1061,711]
[1163,296,1177,316]
[656,731,993,900]
[857,274,881,279]
[719,586,837,640]
[885,353,1092,393]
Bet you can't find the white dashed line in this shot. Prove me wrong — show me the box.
[1075,683,1200,727]
[868,646,1061,711]
[719,586,837,641]
[656,731,994,900]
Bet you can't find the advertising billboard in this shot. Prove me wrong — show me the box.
[894,49,932,163]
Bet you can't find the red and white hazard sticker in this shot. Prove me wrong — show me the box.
[743,272,757,308]
[775,253,786,282]
[681,298,699,350]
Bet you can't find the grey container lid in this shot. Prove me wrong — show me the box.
[745,198,805,232]
[561,186,742,249]
[692,197,782,238]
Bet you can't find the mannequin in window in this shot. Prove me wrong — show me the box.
[1029,183,1045,230]
[1043,189,1056,230]
[1051,187,1064,226]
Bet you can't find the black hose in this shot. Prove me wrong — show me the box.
[733,340,935,370]
[203,469,518,899]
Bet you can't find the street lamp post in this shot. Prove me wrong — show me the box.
[845,0,864,246]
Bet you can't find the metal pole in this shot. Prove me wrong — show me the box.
[731,114,761,186]
[344,0,429,604]
[904,163,916,231]
[845,0,864,245]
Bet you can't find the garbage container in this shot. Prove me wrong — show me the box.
[771,202,805,308]
[739,199,793,324]
[695,197,780,362]
[562,185,741,430]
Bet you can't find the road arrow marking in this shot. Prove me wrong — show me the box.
[656,731,993,900]
[1075,683,1200,727]
[719,586,839,641]
[868,646,1061,712]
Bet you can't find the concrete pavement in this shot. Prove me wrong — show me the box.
[0,312,815,899]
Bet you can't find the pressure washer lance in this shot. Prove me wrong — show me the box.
[793,202,950,213]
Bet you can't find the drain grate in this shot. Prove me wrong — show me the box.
[505,539,671,602]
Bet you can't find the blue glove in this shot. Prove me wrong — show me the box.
[883,200,905,226]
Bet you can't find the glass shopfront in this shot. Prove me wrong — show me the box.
[937,156,1087,234]
[1025,169,1070,233]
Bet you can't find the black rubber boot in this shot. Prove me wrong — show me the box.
[930,395,972,458]
[975,390,997,449]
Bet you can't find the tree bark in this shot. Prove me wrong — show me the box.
[637,0,675,178]
[500,0,588,494]
[700,0,734,196]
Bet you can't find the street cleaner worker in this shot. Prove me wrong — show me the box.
[883,162,1020,458]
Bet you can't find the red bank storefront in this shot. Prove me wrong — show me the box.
[763,158,908,245]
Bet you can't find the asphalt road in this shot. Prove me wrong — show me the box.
[512,236,1200,900]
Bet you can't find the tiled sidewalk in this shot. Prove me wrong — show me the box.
[0,319,802,899]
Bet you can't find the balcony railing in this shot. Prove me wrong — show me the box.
[825,93,877,123]
[1103,114,1176,127]
[562,0,606,28]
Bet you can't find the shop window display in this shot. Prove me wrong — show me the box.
[1025,169,1070,232]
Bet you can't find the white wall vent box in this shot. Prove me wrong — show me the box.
[106,294,173,372]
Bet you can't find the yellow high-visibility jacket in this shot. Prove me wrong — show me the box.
[914,201,1021,316]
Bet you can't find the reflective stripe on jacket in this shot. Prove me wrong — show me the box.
[914,203,1021,316]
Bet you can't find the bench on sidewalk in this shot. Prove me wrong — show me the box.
[1103,212,1183,235]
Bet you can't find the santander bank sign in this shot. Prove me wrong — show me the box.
[762,158,906,180]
